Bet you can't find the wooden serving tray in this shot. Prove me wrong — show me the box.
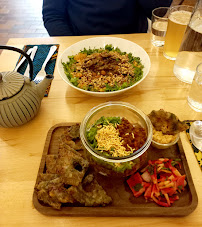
[33,123,198,217]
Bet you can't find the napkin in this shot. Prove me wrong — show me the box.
[185,120,202,171]
[16,44,60,97]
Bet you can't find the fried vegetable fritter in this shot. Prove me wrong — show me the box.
[45,149,89,186]
[68,174,112,207]
[35,124,112,210]
[148,109,188,135]
[35,175,75,209]
[68,124,80,139]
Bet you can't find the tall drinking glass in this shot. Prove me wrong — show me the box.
[173,0,202,83]
[187,62,202,112]
[163,5,193,60]
[151,7,169,47]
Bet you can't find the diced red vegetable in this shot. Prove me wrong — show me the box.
[127,158,186,207]
[152,195,170,207]
[144,184,152,199]
[127,172,145,197]
[176,175,186,191]
[161,187,177,196]
[168,159,181,177]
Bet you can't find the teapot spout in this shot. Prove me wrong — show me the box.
[36,75,54,99]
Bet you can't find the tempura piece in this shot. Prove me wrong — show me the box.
[56,149,89,186]
[148,109,188,135]
[68,174,112,207]
[37,189,61,210]
[45,149,89,186]
[38,173,59,182]
[35,174,75,209]
[68,124,80,139]
[45,155,58,173]
[59,143,82,157]
[35,124,112,210]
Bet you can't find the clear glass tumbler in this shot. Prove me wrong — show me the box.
[151,7,169,47]
[187,62,202,112]
[190,120,202,150]
[163,5,193,60]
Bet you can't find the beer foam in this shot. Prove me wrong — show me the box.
[169,10,192,25]
[152,21,168,31]
[191,18,202,33]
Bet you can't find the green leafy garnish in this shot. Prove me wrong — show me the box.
[147,165,154,175]
[133,183,143,192]
[86,116,121,149]
[171,159,181,167]
[178,185,183,190]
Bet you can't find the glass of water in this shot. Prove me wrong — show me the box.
[173,0,202,84]
[151,7,169,47]
[187,62,202,112]
[190,121,202,150]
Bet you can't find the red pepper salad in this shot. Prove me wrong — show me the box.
[127,158,186,207]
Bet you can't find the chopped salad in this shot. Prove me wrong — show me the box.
[86,116,147,158]
[62,45,144,92]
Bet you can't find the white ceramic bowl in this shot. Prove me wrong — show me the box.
[57,37,151,97]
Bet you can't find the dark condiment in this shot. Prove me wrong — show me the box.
[117,118,147,152]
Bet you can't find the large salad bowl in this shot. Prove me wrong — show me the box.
[57,37,151,97]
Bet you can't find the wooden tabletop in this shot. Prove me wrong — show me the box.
[0,33,201,226]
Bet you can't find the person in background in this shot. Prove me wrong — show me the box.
[42,0,185,36]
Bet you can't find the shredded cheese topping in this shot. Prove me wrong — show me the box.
[95,124,133,157]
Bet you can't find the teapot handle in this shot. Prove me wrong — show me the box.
[0,45,34,81]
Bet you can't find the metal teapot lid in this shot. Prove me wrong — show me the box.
[0,45,34,101]
[0,71,24,100]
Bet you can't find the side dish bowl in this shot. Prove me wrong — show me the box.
[57,37,151,97]
[80,102,153,177]
[151,133,180,149]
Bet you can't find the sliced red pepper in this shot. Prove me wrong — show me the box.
[143,182,151,188]
[132,186,145,197]
[164,193,171,206]
[158,173,171,182]
[152,195,170,207]
[153,160,164,164]
[158,158,169,163]
[176,175,186,191]
[147,164,157,184]
[171,159,182,169]
[161,187,177,197]
[144,184,152,199]
[168,160,181,177]
[127,158,186,207]
[148,160,156,165]
[151,183,160,198]
[127,172,143,185]
[127,172,145,197]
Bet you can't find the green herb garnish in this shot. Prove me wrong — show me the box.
[86,116,121,149]
[133,183,143,192]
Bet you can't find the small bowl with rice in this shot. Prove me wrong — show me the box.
[151,128,180,149]
[148,109,188,150]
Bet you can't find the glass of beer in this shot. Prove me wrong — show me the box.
[151,7,169,47]
[163,5,194,60]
